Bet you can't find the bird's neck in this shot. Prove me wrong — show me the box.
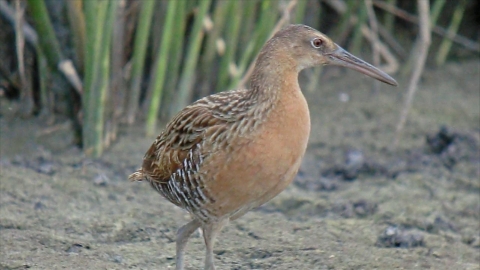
[228,53,304,137]
[247,55,300,112]
[241,54,310,148]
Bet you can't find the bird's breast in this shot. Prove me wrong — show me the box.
[202,85,311,219]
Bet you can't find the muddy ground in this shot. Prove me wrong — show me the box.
[1,60,479,270]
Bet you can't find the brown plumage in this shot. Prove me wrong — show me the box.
[129,24,397,270]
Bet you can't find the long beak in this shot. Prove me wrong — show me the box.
[326,44,398,86]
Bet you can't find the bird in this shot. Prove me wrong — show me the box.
[129,24,397,270]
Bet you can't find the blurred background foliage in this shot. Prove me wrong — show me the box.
[0,0,478,157]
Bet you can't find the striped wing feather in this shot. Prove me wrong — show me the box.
[141,105,218,183]
[128,91,248,210]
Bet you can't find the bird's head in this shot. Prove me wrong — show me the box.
[263,24,398,86]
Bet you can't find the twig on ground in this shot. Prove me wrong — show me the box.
[36,122,70,137]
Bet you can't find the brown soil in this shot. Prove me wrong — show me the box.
[1,60,479,270]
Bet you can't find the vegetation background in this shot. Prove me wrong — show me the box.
[0,1,479,269]
[0,0,478,156]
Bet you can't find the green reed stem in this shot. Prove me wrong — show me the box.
[66,0,85,73]
[146,0,178,137]
[239,0,258,47]
[93,0,116,155]
[294,0,308,24]
[199,0,229,95]
[125,0,155,124]
[26,0,63,69]
[350,3,368,55]
[229,0,274,89]
[83,0,108,156]
[436,0,465,66]
[164,0,187,118]
[216,0,242,92]
[253,0,276,55]
[334,0,358,44]
[383,0,397,32]
[174,0,212,112]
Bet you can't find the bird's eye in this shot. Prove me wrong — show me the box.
[311,38,323,48]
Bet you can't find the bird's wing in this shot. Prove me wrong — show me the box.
[128,94,238,185]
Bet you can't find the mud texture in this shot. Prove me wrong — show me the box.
[1,60,479,269]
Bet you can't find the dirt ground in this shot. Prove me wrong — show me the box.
[1,60,479,270]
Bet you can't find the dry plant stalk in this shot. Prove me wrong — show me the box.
[0,0,38,44]
[376,23,406,58]
[58,60,83,94]
[26,0,83,95]
[393,0,431,147]
[402,0,445,75]
[14,0,33,114]
[365,0,381,91]
[107,0,127,145]
[373,0,478,53]
[1,0,51,114]
[323,0,399,74]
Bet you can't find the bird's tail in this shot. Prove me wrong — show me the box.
[128,169,145,182]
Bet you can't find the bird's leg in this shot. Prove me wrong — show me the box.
[202,219,229,270]
[176,219,201,270]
